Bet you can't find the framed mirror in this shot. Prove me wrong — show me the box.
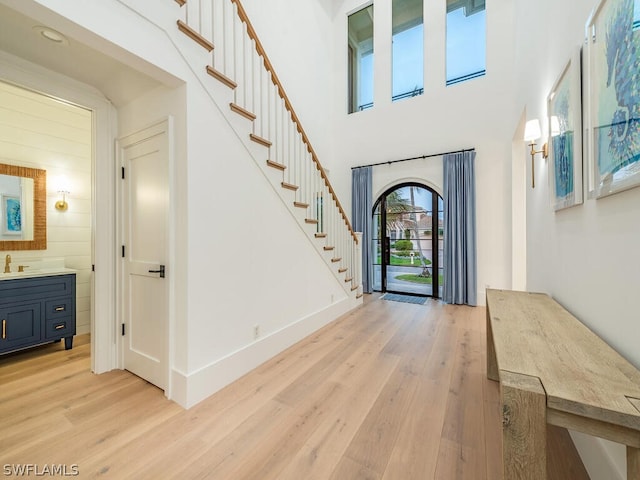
[0,164,46,251]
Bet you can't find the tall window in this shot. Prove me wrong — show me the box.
[392,0,424,102]
[446,0,486,85]
[348,5,374,113]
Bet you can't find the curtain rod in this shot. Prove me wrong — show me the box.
[351,147,475,170]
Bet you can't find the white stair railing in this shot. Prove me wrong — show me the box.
[176,0,361,296]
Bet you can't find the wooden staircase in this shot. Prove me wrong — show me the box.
[173,0,362,298]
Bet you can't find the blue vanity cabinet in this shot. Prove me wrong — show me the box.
[0,302,42,352]
[0,274,76,355]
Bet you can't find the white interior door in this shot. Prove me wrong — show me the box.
[120,121,169,390]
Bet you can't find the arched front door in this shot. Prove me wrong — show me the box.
[372,183,443,298]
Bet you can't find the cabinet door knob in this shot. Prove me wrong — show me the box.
[55,306,65,312]
[55,324,65,330]
[2,319,5,340]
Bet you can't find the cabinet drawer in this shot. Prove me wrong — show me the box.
[45,316,75,339]
[45,298,74,320]
[0,275,74,303]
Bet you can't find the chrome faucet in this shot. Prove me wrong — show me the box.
[4,254,11,273]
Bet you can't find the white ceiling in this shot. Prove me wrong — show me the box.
[0,3,163,106]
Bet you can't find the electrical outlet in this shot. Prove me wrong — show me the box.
[253,324,260,340]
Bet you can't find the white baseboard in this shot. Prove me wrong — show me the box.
[170,296,362,409]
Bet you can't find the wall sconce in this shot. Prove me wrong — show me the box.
[523,119,549,188]
[55,190,69,211]
[54,176,71,211]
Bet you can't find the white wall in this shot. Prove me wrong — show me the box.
[328,0,517,303]
[514,0,640,478]
[7,0,359,408]
[0,80,92,334]
[239,0,336,165]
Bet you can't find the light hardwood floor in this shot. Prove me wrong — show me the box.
[0,295,589,479]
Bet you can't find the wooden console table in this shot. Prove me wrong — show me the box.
[486,289,640,480]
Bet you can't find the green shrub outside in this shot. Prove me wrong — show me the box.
[394,239,413,251]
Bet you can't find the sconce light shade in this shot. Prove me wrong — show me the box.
[524,119,542,142]
[524,118,549,189]
[54,175,71,211]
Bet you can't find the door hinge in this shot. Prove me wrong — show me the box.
[121,323,125,336]
[122,245,125,258]
[121,166,125,179]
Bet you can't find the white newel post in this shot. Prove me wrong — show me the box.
[355,232,363,296]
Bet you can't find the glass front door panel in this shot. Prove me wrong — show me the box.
[437,196,444,297]
[372,206,382,291]
[375,184,441,297]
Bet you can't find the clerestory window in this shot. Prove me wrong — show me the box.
[446,0,486,86]
[348,5,374,113]
[392,0,424,103]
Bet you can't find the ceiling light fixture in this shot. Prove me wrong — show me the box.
[32,26,69,45]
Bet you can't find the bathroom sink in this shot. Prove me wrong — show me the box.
[0,268,74,280]
[0,270,40,279]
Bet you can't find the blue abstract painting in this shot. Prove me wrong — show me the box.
[548,47,582,210]
[4,196,21,234]
[588,0,640,197]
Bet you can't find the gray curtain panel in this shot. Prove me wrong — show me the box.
[351,166,373,293]
[443,151,477,306]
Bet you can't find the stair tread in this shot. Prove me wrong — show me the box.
[338,268,348,273]
[250,133,272,147]
[345,277,353,282]
[293,202,309,208]
[231,103,256,120]
[331,257,342,263]
[207,66,237,89]
[177,20,214,52]
[281,182,299,191]
[266,159,286,171]
[305,219,318,224]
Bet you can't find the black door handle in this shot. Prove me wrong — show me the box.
[148,265,165,278]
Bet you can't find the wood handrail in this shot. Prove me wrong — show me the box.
[231,0,358,244]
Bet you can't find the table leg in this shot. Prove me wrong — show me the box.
[628,446,640,480]
[486,308,499,382]
[501,370,547,480]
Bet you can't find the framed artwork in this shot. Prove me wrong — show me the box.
[548,47,583,210]
[2,195,21,235]
[585,0,640,198]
